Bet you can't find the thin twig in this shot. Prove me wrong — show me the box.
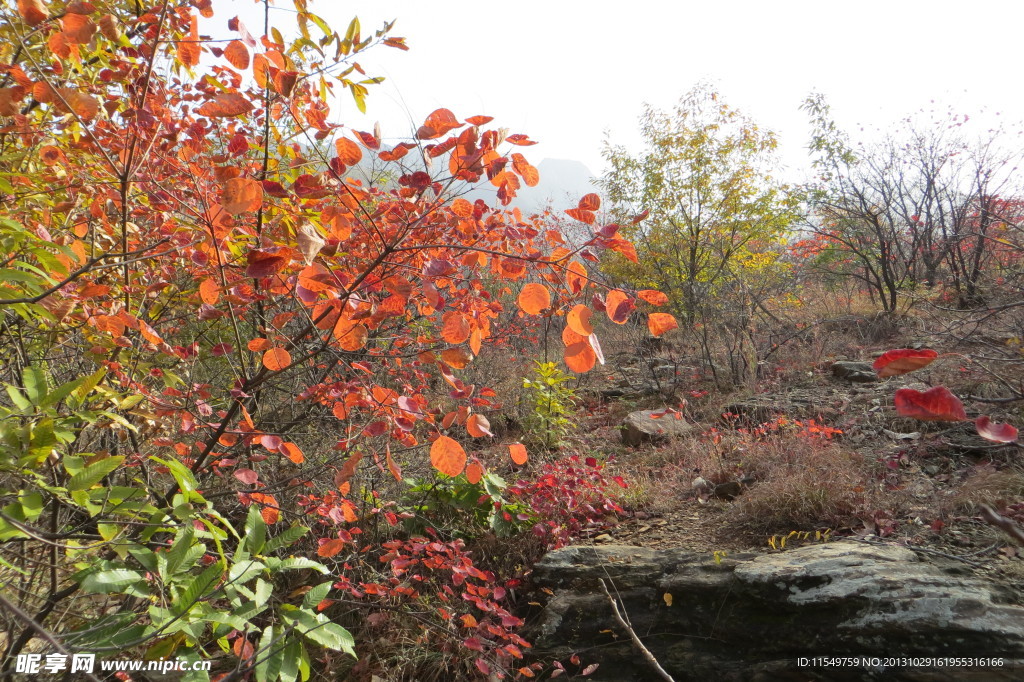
[598,578,675,682]
[980,504,1024,546]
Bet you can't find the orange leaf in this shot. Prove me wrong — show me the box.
[335,137,363,166]
[177,14,201,68]
[509,443,528,466]
[224,39,250,70]
[222,177,263,214]
[605,290,634,324]
[566,260,588,294]
[318,538,347,558]
[638,289,669,306]
[198,92,254,118]
[466,414,493,438]
[465,461,483,484]
[247,338,271,352]
[442,347,472,369]
[567,305,594,336]
[564,208,595,225]
[333,320,368,351]
[564,341,596,373]
[281,442,304,464]
[57,89,98,121]
[17,0,48,26]
[511,153,539,187]
[451,198,473,217]
[441,311,471,344]
[0,86,26,117]
[518,283,550,316]
[647,312,678,337]
[262,347,291,371]
[199,278,220,305]
[417,108,461,140]
[430,435,467,477]
[386,446,402,482]
[578,193,601,211]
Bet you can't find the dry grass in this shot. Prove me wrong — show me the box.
[944,464,1024,514]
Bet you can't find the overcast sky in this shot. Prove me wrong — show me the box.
[213,0,1024,179]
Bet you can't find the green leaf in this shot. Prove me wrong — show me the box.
[71,367,106,408]
[281,606,355,656]
[244,505,266,555]
[42,375,86,409]
[5,384,30,411]
[22,366,46,403]
[151,456,199,494]
[255,625,282,682]
[277,557,329,574]
[80,569,146,594]
[68,456,124,491]
[263,524,308,554]
[279,638,301,682]
[18,492,44,522]
[164,525,196,577]
[302,581,332,610]
[175,560,225,616]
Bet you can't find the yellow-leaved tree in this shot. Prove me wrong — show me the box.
[598,84,799,385]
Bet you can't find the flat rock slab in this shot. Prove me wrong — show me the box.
[529,542,1024,681]
[621,409,695,446]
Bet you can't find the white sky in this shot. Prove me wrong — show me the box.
[211,0,1024,179]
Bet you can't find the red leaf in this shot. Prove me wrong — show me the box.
[873,349,939,378]
[893,387,967,422]
[245,249,290,278]
[975,415,1019,443]
[234,468,259,485]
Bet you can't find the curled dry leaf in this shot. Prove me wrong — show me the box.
[466,413,493,437]
[297,223,325,264]
[873,348,939,378]
[975,415,1019,443]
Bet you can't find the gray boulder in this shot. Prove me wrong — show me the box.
[832,361,878,382]
[530,542,1024,681]
[621,409,695,446]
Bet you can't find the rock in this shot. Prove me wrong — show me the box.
[621,409,695,446]
[529,542,1024,681]
[831,361,878,382]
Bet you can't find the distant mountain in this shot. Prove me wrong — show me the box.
[458,158,599,214]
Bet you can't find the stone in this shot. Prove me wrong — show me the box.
[529,542,1024,681]
[621,409,695,446]
[831,360,878,382]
